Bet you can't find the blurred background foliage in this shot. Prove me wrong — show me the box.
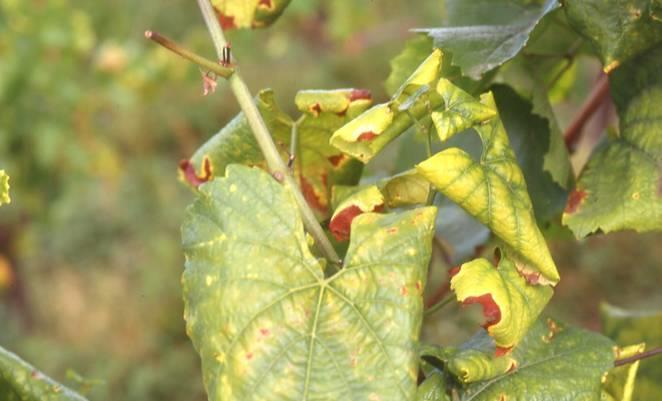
[0,1,659,400]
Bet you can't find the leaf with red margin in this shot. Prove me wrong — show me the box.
[417,92,560,284]
[450,250,553,350]
[331,50,443,163]
[181,89,371,220]
[329,186,384,241]
[211,0,292,30]
[448,318,615,401]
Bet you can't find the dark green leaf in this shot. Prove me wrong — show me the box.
[416,0,559,78]
[563,0,662,72]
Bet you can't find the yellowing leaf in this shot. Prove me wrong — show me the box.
[417,92,559,284]
[182,89,371,219]
[331,50,443,163]
[602,344,646,401]
[182,165,437,401]
[0,345,89,401]
[431,79,496,142]
[380,170,431,208]
[329,185,384,241]
[0,170,9,206]
[211,0,292,29]
[450,252,553,349]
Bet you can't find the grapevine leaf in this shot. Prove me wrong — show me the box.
[602,344,645,401]
[421,344,516,384]
[380,170,431,208]
[331,50,443,163]
[0,170,9,206]
[329,185,384,241]
[431,79,496,142]
[417,371,450,401]
[450,251,554,350]
[181,89,371,218]
[563,0,662,72]
[182,165,437,401]
[415,0,559,79]
[601,303,662,400]
[456,318,615,401]
[0,345,88,401]
[491,84,569,223]
[385,35,435,97]
[417,92,560,284]
[562,47,662,237]
[211,0,292,30]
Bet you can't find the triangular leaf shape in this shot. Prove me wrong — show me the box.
[450,251,553,350]
[455,318,615,401]
[562,47,662,237]
[181,89,371,219]
[0,170,9,206]
[417,92,559,284]
[182,165,437,401]
[211,0,292,30]
[415,0,559,78]
[0,345,88,401]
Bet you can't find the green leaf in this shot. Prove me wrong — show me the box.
[491,84,569,223]
[181,89,371,218]
[421,344,516,384]
[562,47,662,238]
[331,50,443,163]
[182,165,437,401]
[417,91,560,284]
[602,343,645,401]
[417,371,450,401]
[0,345,88,401]
[211,0,292,29]
[563,0,662,72]
[601,303,662,400]
[0,170,9,206]
[456,318,615,401]
[450,251,554,350]
[415,0,559,78]
[329,185,384,241]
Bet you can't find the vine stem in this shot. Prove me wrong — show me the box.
[614,347,662,367]
[563,73,610,152]
[195,0,341,264]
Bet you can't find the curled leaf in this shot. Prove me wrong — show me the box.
[329,185,384,241]
[380,170,431,208]
[417,92,559,284]
[331,50,443,163]
[416,371,450,401]
[450,252,553,349]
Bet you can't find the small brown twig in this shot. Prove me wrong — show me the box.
[144,30,234,79]
[614,347,662,367]
[563,74,610,152]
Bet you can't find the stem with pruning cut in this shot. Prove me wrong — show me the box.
[144,31,234,79]
[195,0,342,265]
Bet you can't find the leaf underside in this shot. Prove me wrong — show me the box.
[182,165,437,401]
